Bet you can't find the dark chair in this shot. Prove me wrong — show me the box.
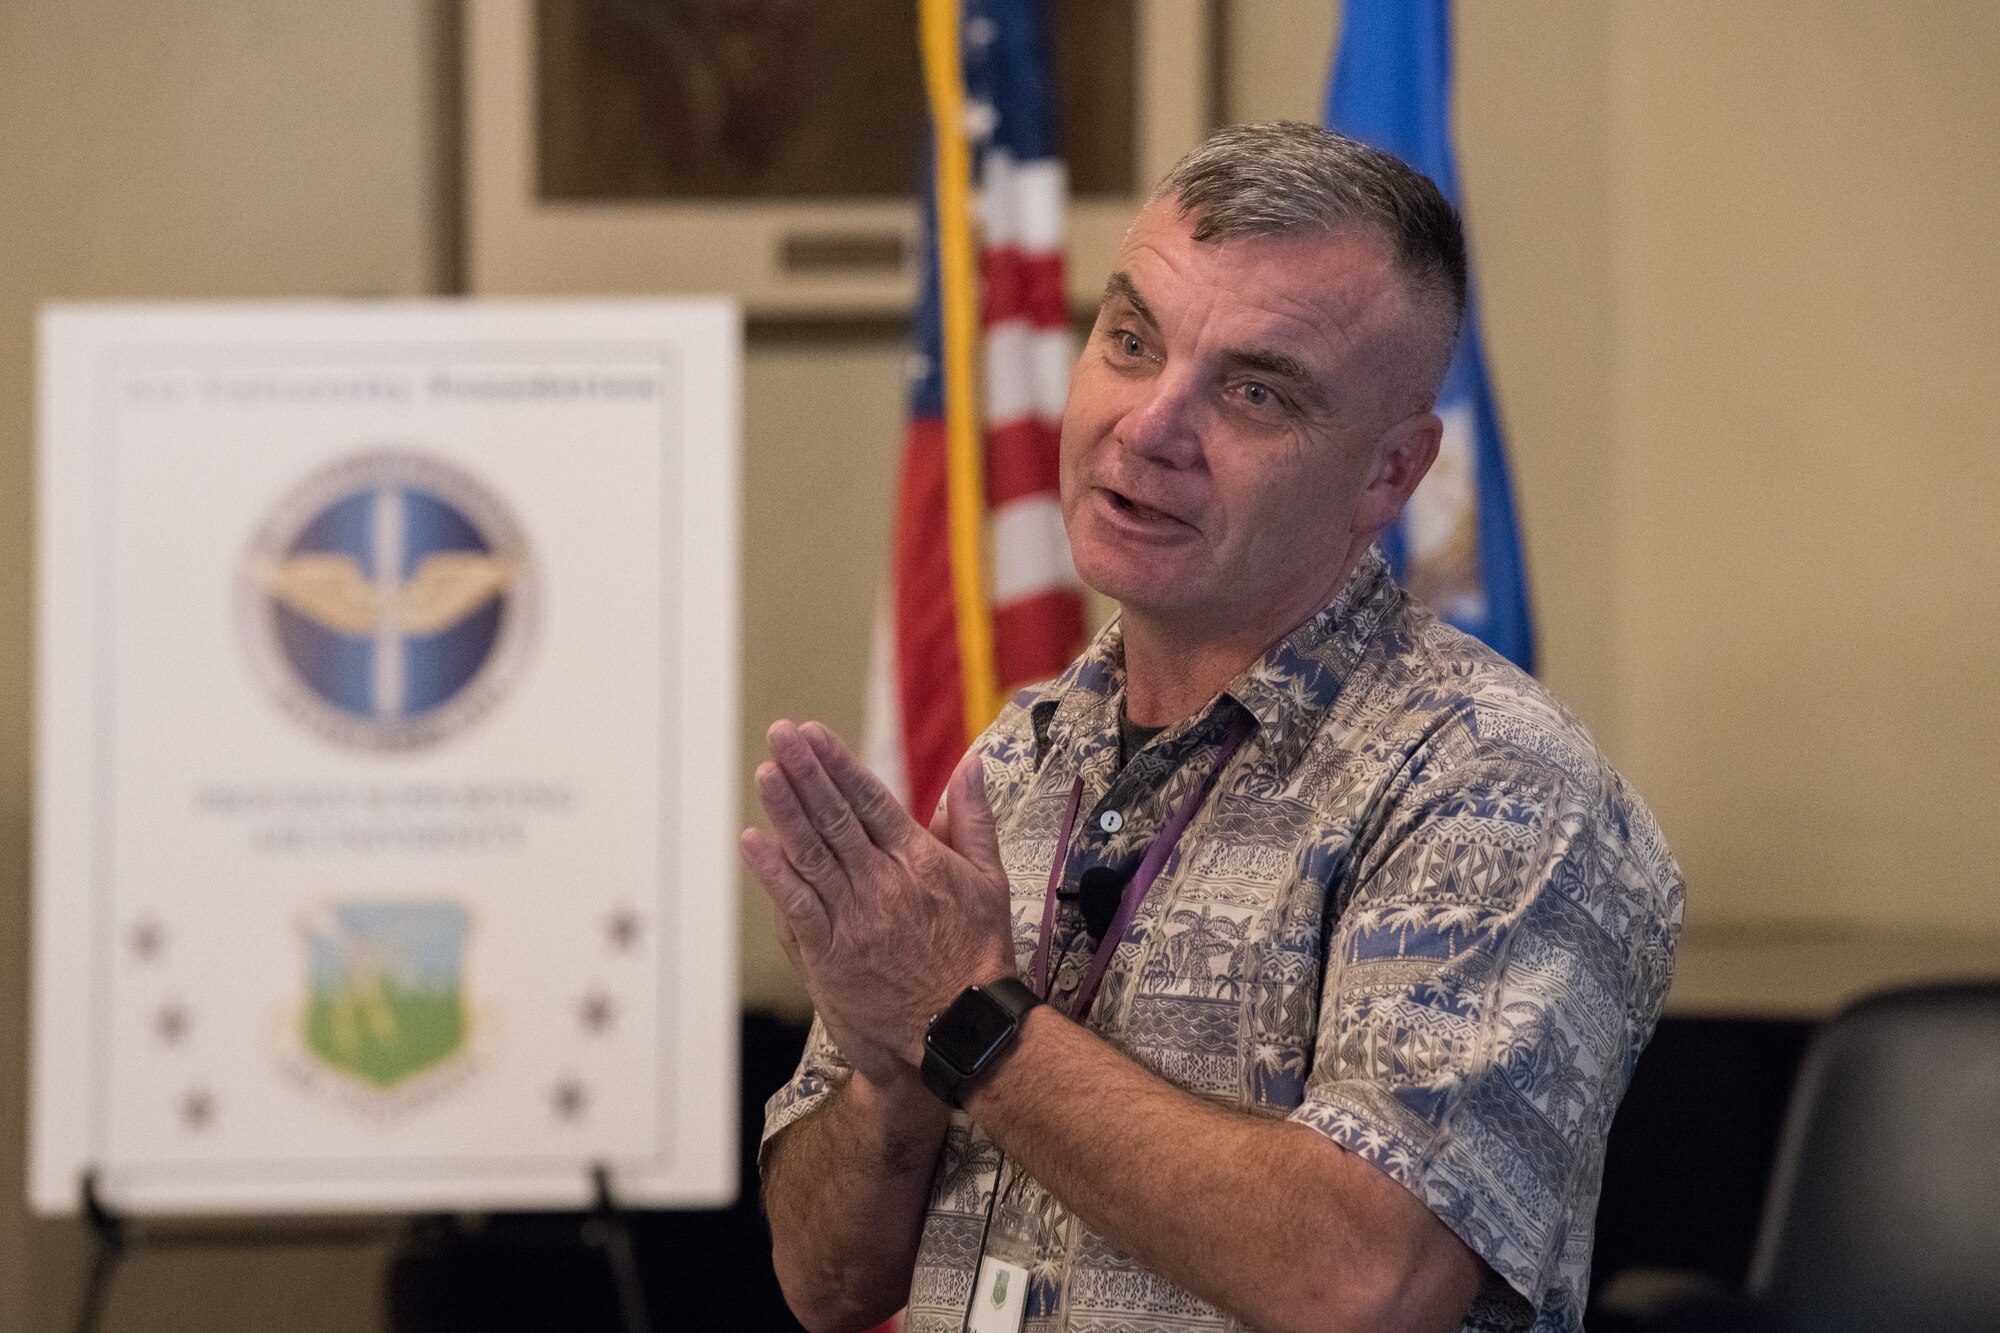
[1593,981,2000,1333]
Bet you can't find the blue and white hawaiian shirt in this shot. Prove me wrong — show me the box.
[764,548,1684,1333]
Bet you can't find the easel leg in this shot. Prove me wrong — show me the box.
[73,1170,126,1333]
[586,1164,651,1333]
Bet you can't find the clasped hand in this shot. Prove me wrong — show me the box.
[740,721,1016,1089]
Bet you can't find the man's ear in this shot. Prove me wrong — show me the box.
[1353,410,1442,537]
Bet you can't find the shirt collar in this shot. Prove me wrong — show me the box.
[1029,547,1403,775]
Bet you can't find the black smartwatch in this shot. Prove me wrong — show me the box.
[920,976,1042,1109]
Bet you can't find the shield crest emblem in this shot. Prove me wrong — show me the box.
[303,901,470,1088]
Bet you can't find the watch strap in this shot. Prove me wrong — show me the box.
[981,975,1041,1023]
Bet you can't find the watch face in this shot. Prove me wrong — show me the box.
[929,988,1019,1074]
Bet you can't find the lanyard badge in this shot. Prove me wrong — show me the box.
[966,1189,1038,1333]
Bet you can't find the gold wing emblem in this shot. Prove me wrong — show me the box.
[392,552,514,635]
[266,552,513,637]
[266,554,379,636]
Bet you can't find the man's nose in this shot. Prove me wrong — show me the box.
[1118,366,1204,471]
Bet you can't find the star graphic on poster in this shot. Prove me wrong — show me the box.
[129,918,165,962]
[579,991,616,1036]
[179,1086,216,1132]
[551,1077,589,1122]
[153,1001,191,1046]
[605,909,642,953]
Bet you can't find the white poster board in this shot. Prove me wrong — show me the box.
[31,302,741,1214]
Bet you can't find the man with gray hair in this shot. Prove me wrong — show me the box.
[745,122,1682,1333]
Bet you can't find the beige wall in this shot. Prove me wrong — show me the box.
[4,0,2000,1327]
[1454,2,1626,756]
[1616,2,2000,934]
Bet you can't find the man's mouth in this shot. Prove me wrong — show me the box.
[1107,489,1178,524]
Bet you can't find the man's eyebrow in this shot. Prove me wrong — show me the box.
[1221,347,1330,410]
[1100,271,1160,331]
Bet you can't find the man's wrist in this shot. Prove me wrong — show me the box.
[846,1064,951,1165]
[851,1055,933,1109]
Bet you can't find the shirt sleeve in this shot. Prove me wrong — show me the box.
[758,1012,852,1173]
[1287,729,1682,1328]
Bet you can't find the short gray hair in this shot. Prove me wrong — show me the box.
[1154,121,1467,382]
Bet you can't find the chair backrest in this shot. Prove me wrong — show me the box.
[1748,981,2000,1333]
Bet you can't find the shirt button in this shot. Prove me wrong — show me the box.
[1098,810,1124,833]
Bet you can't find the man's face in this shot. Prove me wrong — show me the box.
[1058,200,1440,644]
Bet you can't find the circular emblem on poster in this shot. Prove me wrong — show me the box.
[242,450,535,751]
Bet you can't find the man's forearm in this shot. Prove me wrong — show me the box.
[963,1007,1482,1333]
[763,1068,951,1333]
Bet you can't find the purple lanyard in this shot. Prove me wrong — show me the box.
[1028,715,1253,1019]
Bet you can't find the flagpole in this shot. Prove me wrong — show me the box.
[918,0,1000,736]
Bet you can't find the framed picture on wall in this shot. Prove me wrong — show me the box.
[465,0,1214,314]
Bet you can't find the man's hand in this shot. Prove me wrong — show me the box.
[740,721,1017,1085]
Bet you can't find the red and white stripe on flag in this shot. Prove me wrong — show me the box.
[981,149,1084,701]
[864,5,1087,824]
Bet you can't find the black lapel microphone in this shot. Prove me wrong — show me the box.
[1074,866,1132,943]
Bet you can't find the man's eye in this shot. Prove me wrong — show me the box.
[1243,382,1273,407]
[1114,330,1144,357]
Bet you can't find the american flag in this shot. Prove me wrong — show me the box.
[867,0,1086,820]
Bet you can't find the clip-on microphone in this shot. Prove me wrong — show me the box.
[1061,866,1132,944]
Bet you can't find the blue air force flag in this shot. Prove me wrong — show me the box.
[1326,0,1535,670]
